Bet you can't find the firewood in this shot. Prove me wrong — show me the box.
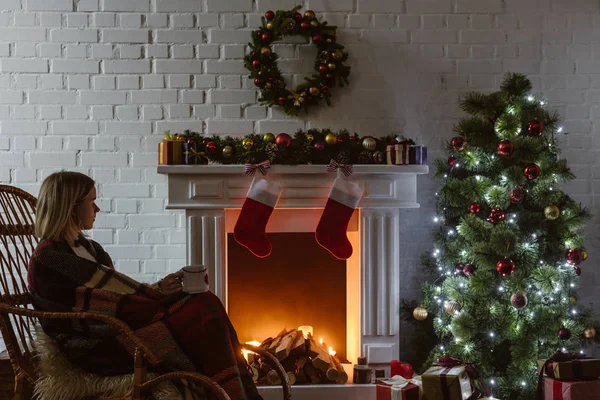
[297,356,308,369]
[260,361,272,375]
[268,329,289,354]
[281,356,298,373]
[266,369,281,385]
[304,362,321,384]
[249,365,260,382]
[290,333,306,356]
[296,367,307,384]
[307,335,334,373]
[276,330,299,360]
[286,371,297,386]
[331,355,348,384]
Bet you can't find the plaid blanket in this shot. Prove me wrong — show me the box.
[28,239,262,400]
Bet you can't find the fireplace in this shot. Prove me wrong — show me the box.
[158,164,428,400]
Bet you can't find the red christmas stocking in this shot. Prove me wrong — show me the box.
[315,177,364,260]
[233,177,282,258]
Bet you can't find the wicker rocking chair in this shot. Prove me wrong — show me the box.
[0,184,291,400]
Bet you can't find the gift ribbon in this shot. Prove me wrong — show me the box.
[327,159,353,177]
[163,131,173,141]
[537,351,588,400]
[244,160,271,176]
[184,147,205,164]
[379,376,422,400]
[434,357,490,398]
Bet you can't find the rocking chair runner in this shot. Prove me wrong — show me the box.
[0,184,292,400]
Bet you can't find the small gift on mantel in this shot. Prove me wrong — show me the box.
[376,376,422,400]
[538,351,600,381]
[543,377,600,400]
[158,131,184,165]
[386,139,413,165]
[409,145,427,165]
[183,138,207,165]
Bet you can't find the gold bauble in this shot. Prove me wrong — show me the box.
[332,49,344,60]
[264,82,272,89]
[306,134,314,143]
[584,327,597,339]
[304,10,316,19]
[362,137,376,151]
[242,138,254,150]
[328,62,336,70]
[544,205,560,220]
[582,250,588,260]
[263,132,275,143]
[310,20,319,27]
[326,38,332,43]
[373,150,384,164]
[222,145,233,158]
[569,295,577,303]
[260,47,271,56]
[309,86,320,96]
[444,300,461,316]
[266,21,275,30]
[325,133,338,145]
[413,306,428,321]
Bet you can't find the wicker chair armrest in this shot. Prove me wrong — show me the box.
[140,371,231,400]
[0,303,162,366]
[240,344,292,400]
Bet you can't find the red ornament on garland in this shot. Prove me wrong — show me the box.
[566,249,584,266]
[205,141,217,155]
[528,119,544,136]
[511,292,528,309]
[321,85,329,93]
[275,133,292,148]
[319,65,328,72]
[523,163,541,180]
[558,327,572,341]
[451,136,466,151]
[300,21,310,29]
[254,77,264,87]
[265,10,275,20]
[326,73,334,80]
[314,142,325,151]
[497,140,514,157]
[278,96,287,105]
[469,203,481,213]
[448,156,457,166]
[261,32,272,43]
[252,59,261,68]
[463,264,475,276]
[496,259,515,276]
[294,12,303,21]
[510,188,525,203]
[488,208,506,224]
[312,34,323,43]
[574,266,582,276]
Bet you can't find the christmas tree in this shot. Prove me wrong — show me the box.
[416,73,596,399]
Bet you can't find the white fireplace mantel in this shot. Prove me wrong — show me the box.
[158,164,428,394]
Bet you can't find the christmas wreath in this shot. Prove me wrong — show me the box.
[244,6,351,116]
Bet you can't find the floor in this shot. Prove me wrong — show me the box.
[0,351,14,398]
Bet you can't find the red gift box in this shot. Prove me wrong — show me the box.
[544,377,600,399]
[386,143,410,165]
[376,377,421,400]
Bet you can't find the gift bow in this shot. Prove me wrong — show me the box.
[327,159,353,177]
[163,131,173,141]
[434,357,489,398]
[184,147,205,163]
[537,351,588,400]
[382,375,423,395]
[244,160,271,176]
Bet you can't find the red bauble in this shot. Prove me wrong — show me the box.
[463,264,475,276]
[321,85,329,93]
[337,136,344,144]
[261,32,271,43]
[265,10,275,20]
[509,188,525,203]
[451,136,466,151]
[294,12,303,21]
[254,77,264,87]
[496,259,515,277]
[252,59,261,68]
[497,140,514,157]
[455,264,465,275]
[319,65,328,72]
[275,133,292,148]
[574,266,582,276]
[528,119,544,136]
[523,163,541,180]
[558,327,572,341]
[488,208,505,224]
[205,141,217,155]
[300,21,310,29]
[326,73,333,80]
[312,34,323,43]
[314,142,325,151]
[448,156,457,166]
[278,96,287,105]
[469,203,481,213]
[566,249,584,266]
[511,292,528,309]
[398,363,414,380]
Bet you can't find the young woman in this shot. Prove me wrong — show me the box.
[28,171,263,400]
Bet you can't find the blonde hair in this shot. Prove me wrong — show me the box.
[35,171,95,242]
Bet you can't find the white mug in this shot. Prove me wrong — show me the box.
[181,265,210,294]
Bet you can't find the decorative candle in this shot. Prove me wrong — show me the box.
[390,360,402,377]
[298,325,313,339]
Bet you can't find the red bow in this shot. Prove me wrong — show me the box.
[327,159,353,177]
[244,160,271,176]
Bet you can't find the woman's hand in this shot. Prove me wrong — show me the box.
[158,271,184,295]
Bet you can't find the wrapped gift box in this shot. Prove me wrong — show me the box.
[376,377,421,400]
[544,377,600,399]
[158,132,183,165]
[421,365,472,400]
[386,143,410,165]
[409,146,427,165]
[538,358,600,381]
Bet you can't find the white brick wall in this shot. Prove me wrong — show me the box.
[1,0,600,357]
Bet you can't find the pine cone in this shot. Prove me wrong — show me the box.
[358,150,374,164]
[335,151,351,164]
[265,143,278,160]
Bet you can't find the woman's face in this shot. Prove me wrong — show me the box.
[75,187,100,230]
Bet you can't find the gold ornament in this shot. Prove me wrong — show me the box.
[242,138,254,150]
[444,300,461,316]
[326,38,332,43]
[306,134,314,143]
[362,137,376,151]
[333,49,344,60]
[569,295,577,303]
[328,62,336,70]
[264,82,272,89]
[584,327,597,339]
[582,250,588,260]
[266,21,275,30]
[373,150,384,164]
[222,145,233,158]
[304,10,316,19]
[325,133,338,145]
[263,132,275,142]
[260,47,271,56]
[544,205,560,220]
[310,20,319,28]
[309,86,320,96]
[413,306,428,321]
